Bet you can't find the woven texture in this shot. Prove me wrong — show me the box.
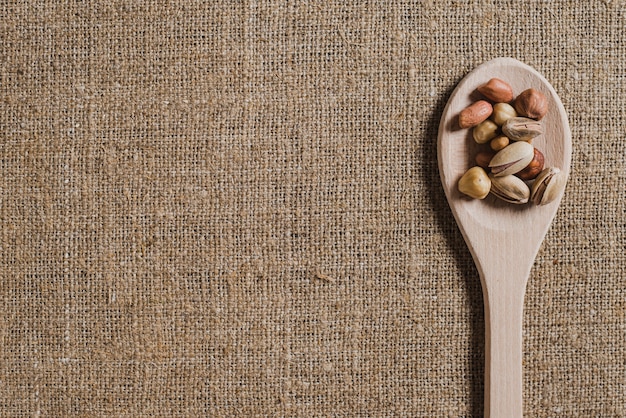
[1,1,624,416]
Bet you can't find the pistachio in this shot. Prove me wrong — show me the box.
[473,119,499,144]
[514,88,548,120]
[502,117,543,141]
[458,166,491,199]
[491,102,518,126]
[488,141,534,177]
[530,167,566,205]
[489,174,530,204]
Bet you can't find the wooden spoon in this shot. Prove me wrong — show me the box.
[437,57,572,417]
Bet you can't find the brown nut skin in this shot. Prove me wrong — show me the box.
[458,100,493,129]
[514,88,548,120]
[515,148,545,180]
[475,150,496,170]
[477,78,514,103]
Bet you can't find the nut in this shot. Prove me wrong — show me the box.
[473,119,499,144]
[502,117,543,141]
[516,148,545,180]
[530,167,566,205]
[489,174,530,204]
[459,100,493,128]
[458,166,491,199]
[514,88,548,120]
[488,141,535,177]
[475,150,495,169]
[490,135,509,151]
[491,102,518,126]
[477,78,514,103]
[455,78,564,207]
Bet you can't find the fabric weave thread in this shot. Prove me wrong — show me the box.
[0,1,624,416]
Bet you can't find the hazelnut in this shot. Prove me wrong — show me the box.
[475,150,495,169]
[514,88,548,120]
[516,148,545,180]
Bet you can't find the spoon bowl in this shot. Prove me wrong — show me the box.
[438,58,571,417]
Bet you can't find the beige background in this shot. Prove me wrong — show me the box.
[1,1,624,416]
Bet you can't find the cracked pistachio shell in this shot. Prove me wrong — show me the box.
[530,167,566,205]
[488,141,535,177]
[502,117,543,141]
[489,174,530,204]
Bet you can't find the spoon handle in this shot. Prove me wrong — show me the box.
[482,270,527,418]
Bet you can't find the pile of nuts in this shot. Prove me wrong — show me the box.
[457,78,566,205]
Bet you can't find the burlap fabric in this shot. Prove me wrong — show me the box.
[1,1,624,416]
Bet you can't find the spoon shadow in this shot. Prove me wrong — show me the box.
[420,77,484,417]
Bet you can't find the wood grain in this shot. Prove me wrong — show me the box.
[438,58,572,418]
